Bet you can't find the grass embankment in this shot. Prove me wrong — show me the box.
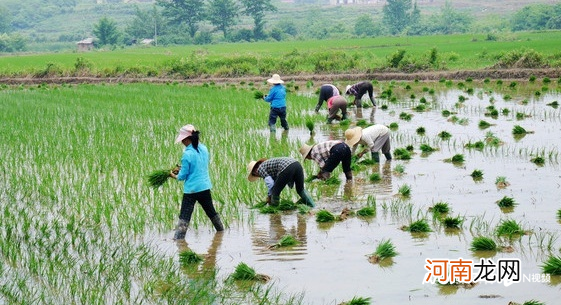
[1,31,561,82]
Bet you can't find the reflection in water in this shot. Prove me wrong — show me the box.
[252,214,308,261]
[176,232,224,279]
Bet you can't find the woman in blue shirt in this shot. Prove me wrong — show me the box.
[170,124,224,240]
[263,74,289,132]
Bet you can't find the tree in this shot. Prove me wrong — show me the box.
[435,1,472,34]
[157,0,205,39]
[382,0,414,35]
[0,6,11,33]
[207,0,239,38]
[240,0,277,40]
[126,5,165,43]
[354,14,376,36]
[93,17,120,46]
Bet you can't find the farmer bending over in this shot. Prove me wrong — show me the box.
[344,125,392,163]
[300,140,353,182]
[345,81,376,108]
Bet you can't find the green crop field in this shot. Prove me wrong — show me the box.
[1,31,561,79]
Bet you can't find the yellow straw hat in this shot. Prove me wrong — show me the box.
[344,127,363,146]
[299,144,314,159]
[246,159,266,182]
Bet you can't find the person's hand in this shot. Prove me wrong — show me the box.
[172,164,181,175]
[266,195,271,204]
[357,152,364,159]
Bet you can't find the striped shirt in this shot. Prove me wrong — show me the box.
[309,140,342,168]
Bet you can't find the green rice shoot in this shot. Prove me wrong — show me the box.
[372,239,398,261]
[429,202,449,214]
[179,250,203,267]
[470,169,484,179]
[541,255,561,275]
[316,210,336,223]
[357,206,376,217]
[273,235,299,248]
[253,91,264,99]
[496,219,525,237]
[496,196,516,208]
[470,236,497,251]
[147,168,173,188]
[407,219,431,233]
[340,296,372,305]
[443,216,463,229]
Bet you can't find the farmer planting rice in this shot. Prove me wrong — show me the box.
[299,140,353,181]
[262,74,289,132]
[315,83,340,112]
[247,157,315,207]
[170,124,224,240]
[344,125,392,163]
[345,81,376,108]
[326,95,348,124]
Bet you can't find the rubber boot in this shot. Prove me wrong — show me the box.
[371,152,380,163]
[269,124,276,132]
[271,195,280,206]
[384,152,392,161]
[344,171,353,181]
[210,215,224,231]
[174,219,188,240]
[298,190,315,208]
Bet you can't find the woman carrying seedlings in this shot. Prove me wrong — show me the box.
[262,74,289,132]
[326,95,348,124]
[299,140,353,181]
[345,81,376,108]
[344,125,392,163]
[315,84,340,112]
[247,157,315,207]
[170,124,224,240]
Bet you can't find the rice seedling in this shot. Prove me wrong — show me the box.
[501,108,510,115]
[557,209,561,219]
[230,262,270,282]
[393,148,411,160]
[470,169,484,180]
[414,104,427,112]
[179,250,203,267]
[147,165,179,188]
[443,216,463,229]
[444,154,464,163]
[398,184,411,197]
[465,141,484,150]
[369,172,381,182]
[405,219,431,233]
[253,91,264,99]
[419,97,427,103]
[399,112,412,121]
[269,234,299,249]
[323,176,341,185]
[368,239,398,264]
[429,202,450,214]
[357,206,376,217]
[380,104,388,110]
[356,119,369,127]
[509,81,517,88]
[496,219,525,237]
[259,206,279,214]
[416,126,426,134]
[496,196,516,208]
[512,125,533,135]
[441,109,451,117]
[389,122,399,130]
[485,132,503,147]
[495,176,510,188]
[470,236,497,251]
[419,144,436,153]
[298,205,312,215]
[541,255,561,275]
[316,210,336,223]
[406,145,414,151]
[305,119,314,135]
[278,199,298,211]
[546,101,559,108]
[478,120,492,129]
[393,164,405,175]
[438,131,452,140]
[339,296,372,305]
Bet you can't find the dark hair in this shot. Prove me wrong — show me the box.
[188,130,200,152]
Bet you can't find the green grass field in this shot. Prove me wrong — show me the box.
[2,31,561,79]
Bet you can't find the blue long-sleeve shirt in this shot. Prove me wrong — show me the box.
[177,143,212,194]
[264,84,287,108]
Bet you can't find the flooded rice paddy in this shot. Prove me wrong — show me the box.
[2,80,560,304]
[154,82,561,305]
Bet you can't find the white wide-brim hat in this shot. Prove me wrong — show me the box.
[267,74,284,84]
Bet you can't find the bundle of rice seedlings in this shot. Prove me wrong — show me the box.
[316,209,336,223]
[443,216,463,229]
[496,219,524,237]
[513,125,533,135]
[438,131,452,140]
[530,156,545,166]
[148,165,179,188]
[478,120,492,129]
[429,202,449,214]
[541,255,561,275]
[356,119,369,127]
[451,154,464,163]
[368,239,398,264]
[389,122,399,130]
[470,236,497,251]
[230,262,270,282]
[369,173,381,182]
[270,234,299,249]
[278,199,297,211]
[398,184,411,197]
[259,206,278,214]
[298,205,312,215]
[305,119,315,135]
[495,176,510,188]
[323,176,341,185]
[546,101,559,108]
[470,169,484,179]
[339,296,372,305]
[179,250,203,267]
[393,148,411,160]
[465,141,485,150]
[357,206,376,217]
[557,209,561,219]
[416,126,426,134]
[253,91,264,99]
[496,196,516,208]
[407,219,431,233]
[420,144,436,153]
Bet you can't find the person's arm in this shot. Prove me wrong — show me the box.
[175,152,191,181]
[264,86,276,103]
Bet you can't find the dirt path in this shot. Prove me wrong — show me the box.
[1,68,560,85]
